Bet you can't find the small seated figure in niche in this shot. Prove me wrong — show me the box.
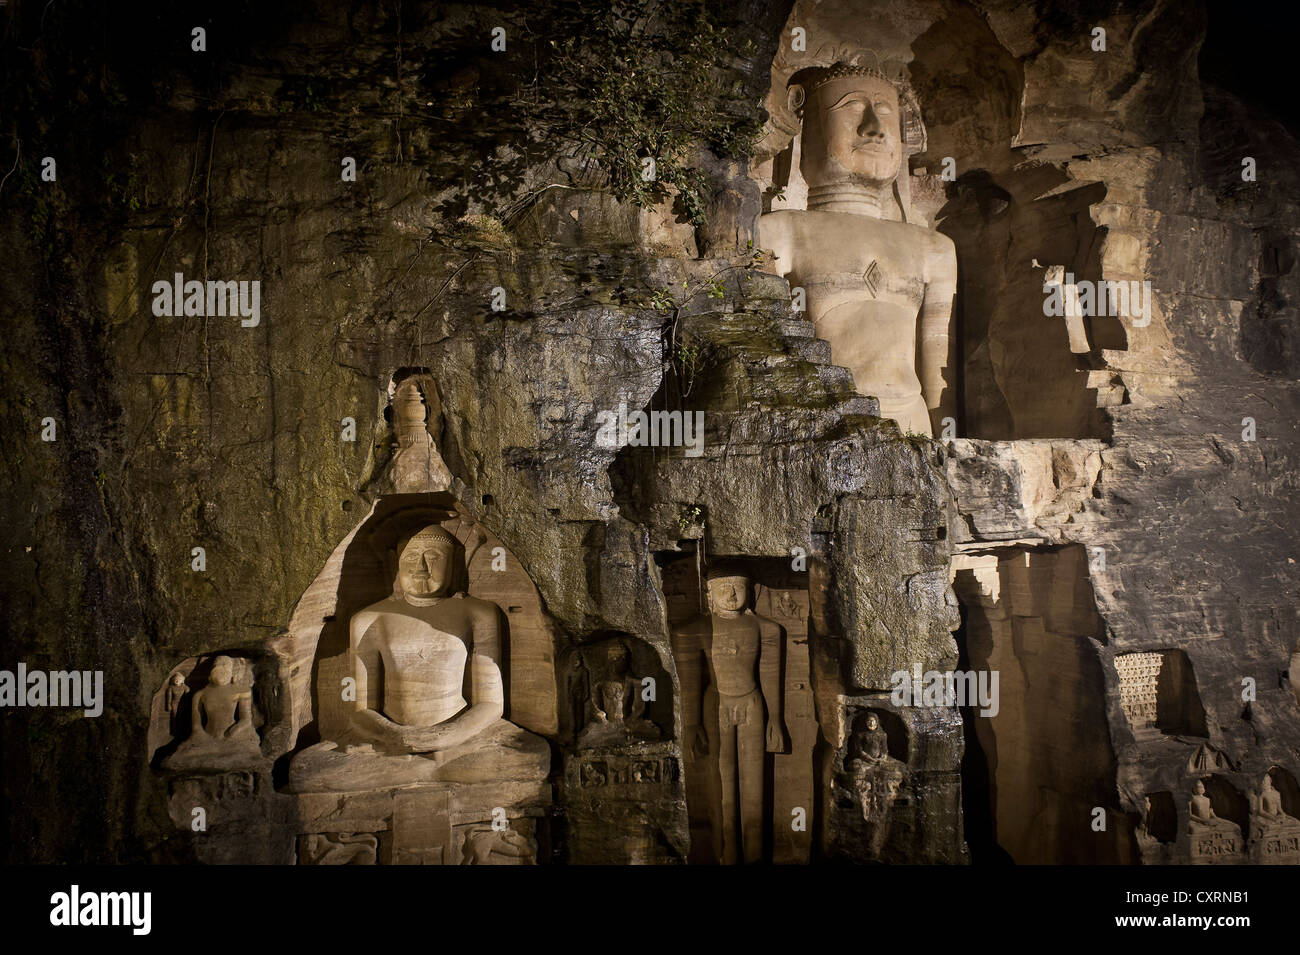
[577,677,660,748]
[843,712,905,825]
[672,566,786,865]
[1187,780,1240,837]
[288,524,549,792]
[162,655,268,772]
[1250,774,1300,843]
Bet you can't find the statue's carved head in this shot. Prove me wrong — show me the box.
[209,655,235,687]
[705,566,751,614]
[787,62,924,191]
[396,524,459,599]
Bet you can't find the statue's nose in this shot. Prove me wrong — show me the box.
[858,107,885,140]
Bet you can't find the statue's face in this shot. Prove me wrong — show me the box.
[1194,781,1206,795]
[210,657,233,686]
[398,534,454,598]
[865,714,879,731]
[801,74,903,188]
[707,575,749,613]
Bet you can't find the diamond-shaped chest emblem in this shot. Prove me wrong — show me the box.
[862,260,882,298]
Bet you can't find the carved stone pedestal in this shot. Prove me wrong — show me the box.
[562,743,687,864]
[1250,820,1300,865]
[1188,828,1246,865]
[293,779,550,865]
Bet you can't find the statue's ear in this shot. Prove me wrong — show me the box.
[787,83,806,117]
[900,90,926,153]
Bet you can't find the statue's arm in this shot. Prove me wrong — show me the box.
[758,617,786,752]
[451,602,507,742]
[349,613,402,745]
[189,691,205,738]
[757,214,794,279]
[671,621,709,754]
[919,234,957,433]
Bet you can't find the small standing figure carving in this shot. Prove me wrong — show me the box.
[165,672,187,736]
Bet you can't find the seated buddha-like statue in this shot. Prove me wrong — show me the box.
[288,524,550,792]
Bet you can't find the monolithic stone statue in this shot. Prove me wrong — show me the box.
[1187,780,1239,837]
[388,375,453,493]
[759,62,955,436]
[288,524,549,792]
[162,655,268,772]
[672,566,785,864]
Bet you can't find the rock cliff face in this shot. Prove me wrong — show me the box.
[0,0,1295,865]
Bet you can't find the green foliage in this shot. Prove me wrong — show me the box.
[678,504,703,532]
[104,154,142,211]
[535,1,759,225]
[278,76,328,113]
[426,0,762,231]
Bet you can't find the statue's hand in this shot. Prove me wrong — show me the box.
[765,720,786,753]
[692,725,709,757]
[398,723,460,754]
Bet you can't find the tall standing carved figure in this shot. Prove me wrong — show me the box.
[759,62,956,436]
[288,524,549,792]
[673,568,785,864]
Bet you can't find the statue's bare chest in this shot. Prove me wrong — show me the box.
[767,212,931,307]
[704,619,759,664]
[376,616,468,678]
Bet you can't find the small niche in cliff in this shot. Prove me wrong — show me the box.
[1115,649,1208,740]
[1143,791,1178,843]
[558,631,672,749]
[937,171,1126,441]
[950,544,1129,863]
[659,552,818,865]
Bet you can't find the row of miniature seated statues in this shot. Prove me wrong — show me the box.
[156,522,831,863]
[1177,776,1300,861]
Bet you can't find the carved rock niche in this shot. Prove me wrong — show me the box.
[1114,649,1207,739]
[660,553,817,865]
[951,545,1130,864]
[148,651,278,773]
[1186,774,1248,864]
[1250,767,1300,865]
[270,495,558,864]
[558,632,684,865]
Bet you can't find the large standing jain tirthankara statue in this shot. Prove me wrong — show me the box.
[760,61,956,436]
